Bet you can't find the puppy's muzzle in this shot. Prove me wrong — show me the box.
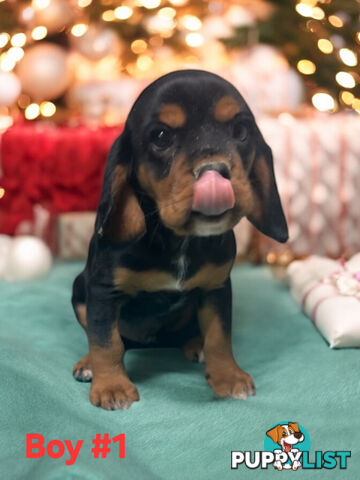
[192,162,235,217]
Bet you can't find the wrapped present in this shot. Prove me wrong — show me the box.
[57,212,96,260]
[254,112,360,261]
[0,123,120,235]
[287,254,360,348]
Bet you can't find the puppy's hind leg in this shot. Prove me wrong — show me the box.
[72,271,93,382]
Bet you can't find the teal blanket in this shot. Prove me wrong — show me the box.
[1,263,359,479]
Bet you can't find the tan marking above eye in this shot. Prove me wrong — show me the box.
[213,96,241,122]
[158,103,186,128]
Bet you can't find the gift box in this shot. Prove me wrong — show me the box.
[254,112,360,261]
[57,211,96,260]
[0,123,120,235]
[287,254,360,348]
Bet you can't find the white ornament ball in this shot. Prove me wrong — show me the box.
[1,236,52,282]
[34,0,74,34]
[72,25,122,61]
[0,72,21,107]
[17,43,72,100]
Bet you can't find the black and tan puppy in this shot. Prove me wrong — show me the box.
[72,70,288,410]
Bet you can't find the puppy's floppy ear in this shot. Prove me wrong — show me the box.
[266,425,282,444]
[95,127,146,243]
[246,125,288,243]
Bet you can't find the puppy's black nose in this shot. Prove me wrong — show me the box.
[196,162,230,180]
[294,432,303,439]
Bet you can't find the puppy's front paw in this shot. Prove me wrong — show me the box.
[205,366,255,399]
[90,377,140,411]
[73,354,93,382]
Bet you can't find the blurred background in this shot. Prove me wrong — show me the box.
[0,0,359,278]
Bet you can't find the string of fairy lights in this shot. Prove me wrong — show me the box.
[0,0,359,123]
[294,0,360,113]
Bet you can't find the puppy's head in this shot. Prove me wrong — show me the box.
[266,423,304,452]
[97,70,288,241]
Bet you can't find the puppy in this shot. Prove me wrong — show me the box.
[266,423,304,470]
[72,70,288,410]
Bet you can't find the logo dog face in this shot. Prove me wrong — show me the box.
[97,70,288,242]
[266,423,305,453]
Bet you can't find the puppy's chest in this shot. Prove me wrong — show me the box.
[113,251,232,296]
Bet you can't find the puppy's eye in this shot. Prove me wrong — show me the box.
[150,128,173,150]
[282,431,287,437]
[232,116,248,142]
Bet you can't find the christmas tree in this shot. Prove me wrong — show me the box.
[0,0,359,124]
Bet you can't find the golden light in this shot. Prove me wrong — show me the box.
[352,98,360,113]
[158,7,176,18]
[185,32,204,47]
[7,47,24,62]
[340,91,354,105]
[328,15,343,28]
[297,59,316,75]
[32,0,50,10]
[31,26,47,40]
[311,7,325,20]
[142,0,161,8]
[169,0,188,5]
[11,33,26,48]
[0,187,5,199]
[0,33,10,48]
[317,38,333,54]
[78,0,92,6]
[336,71,356,88]
[0,54,16,72]
[136,54,153,71]
[25,103,40,120]
[312,92,336,112]
[102,10,115,21]
[40,101,56,117]
[339,48,357,67]
[295,3,313,17]
[181,15,202,31]
[131,39,147,54]
[357,32,360,44]
[71,23,88,37]
[301,0,317,6]
[114,6,133,20]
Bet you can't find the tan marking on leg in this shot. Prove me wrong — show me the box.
[158,103,186,128]
[198,305,255,399]
[213,96,241,122]
[73,353,93,382]
[75,303,87,329]
[89,326,139,410]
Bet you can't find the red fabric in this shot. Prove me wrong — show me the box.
[0,122,122,234]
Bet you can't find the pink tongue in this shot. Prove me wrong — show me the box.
[192,170,235,216]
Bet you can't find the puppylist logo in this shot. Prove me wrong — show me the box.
[231,421,351,471]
